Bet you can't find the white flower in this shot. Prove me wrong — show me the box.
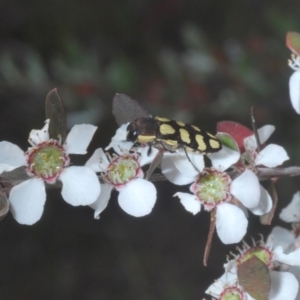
[237,125,288,215]
[243,125,289,168]
[279,191,300,223]
[86,144,158,219]
[174,166,266,244]
[0,120,100,225]
[173,127,276,244]
[173,140,272,244]
[207,264,299,300]
[267,225,300,300]
[210,236,300,300]
[288,54,300,114]
[205,271,254,300]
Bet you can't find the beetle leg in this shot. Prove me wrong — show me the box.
[183,147,201,173]
[147,144,152,156]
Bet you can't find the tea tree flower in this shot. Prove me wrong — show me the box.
[242,125,289,169]
[219,123,288,216]
[0,120,100,225]
[207,235,300,300]
[86,144,157,218]
[174,166,267,244]
[173,136,272,244]
[268,226,300,300]
[205,271,254,300]
[207,264,298,300]
[217,121,289,170]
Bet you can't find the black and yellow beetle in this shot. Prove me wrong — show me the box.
[126,116,221,154]
[112,94,221,156]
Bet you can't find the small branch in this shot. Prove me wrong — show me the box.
[2,166,300,192]
[260,180,278,225]
[203,208,217,266]
[256,166,300,178]
[251,107,262,152]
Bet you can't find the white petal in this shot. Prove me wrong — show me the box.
[85,148,110,172]
[236,201,249,218]
[172,150,204,176]
[250,185,272,215]
[244,125,275,150]
[255,144,289,167]
[289,266,300,300]
[161,155,197,185]
[105,123,133,154]
[216,203,248,244]
[90,183,113,219]
[280,191,300,222]
[269,271,299,300]
[63,124,97,154]
[231,169,260,208]
[118,178,156,217]
[273,246,300,266]
[138,146,159,166]
[0,141,25,173]
[9,178,46,225]
[257,125,275,144]
[208,146,240,172]
[174,192,201,214]
[267,226,295,250]
[289,71,300,114]
[28,119,50,145]
[60,166,101,206]
[205,271,244,298]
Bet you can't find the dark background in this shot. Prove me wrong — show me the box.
[0,0,300,299]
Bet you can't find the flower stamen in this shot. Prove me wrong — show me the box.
[26,140,70,184]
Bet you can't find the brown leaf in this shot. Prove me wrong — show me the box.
[237,256,270,300]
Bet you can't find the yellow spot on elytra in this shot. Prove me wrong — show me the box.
[179,128,191,144]
[184,146,194,152]
[207,132,216,138]
[177,121,185,126]
[209,139,220,149]
[192,125,201,132]
[164,140,178,147]
[155,116,170,122]
[160,124,176,135]
[195,134,207,151]
[137,135,156,143]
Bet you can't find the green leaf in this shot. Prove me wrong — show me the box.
[217,121,253,152]
[216,132,239,152]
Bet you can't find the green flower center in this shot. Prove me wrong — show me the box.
[193,168,231,209]
[219,286,245,300]
[237,246,273,267]
[106,155,140,186]
[27,140,69,183]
